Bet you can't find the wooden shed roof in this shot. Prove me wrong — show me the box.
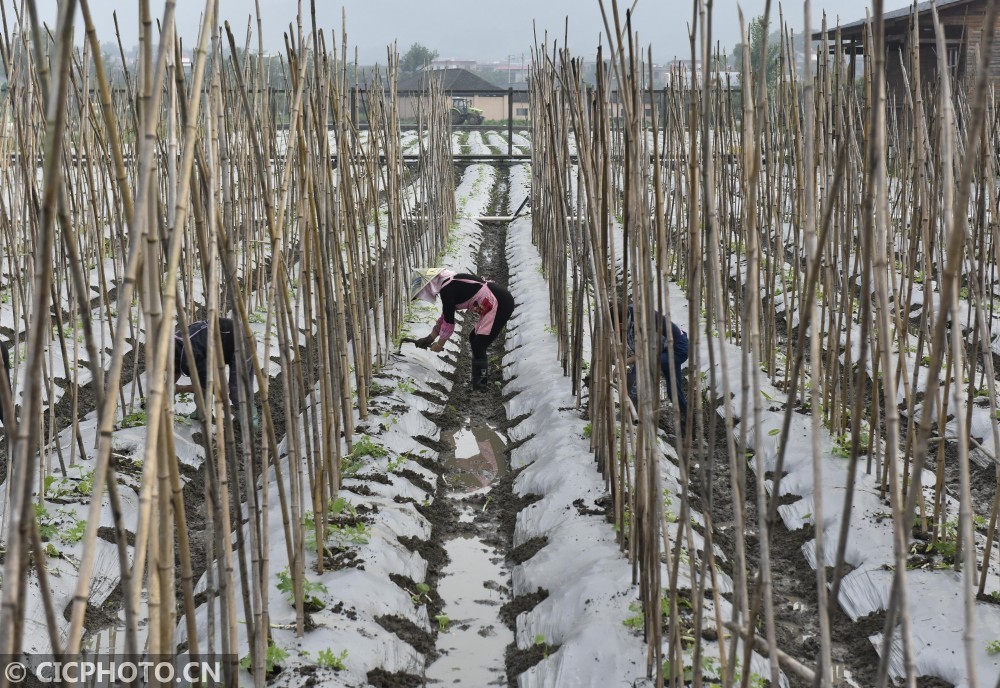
[812,0,978,40]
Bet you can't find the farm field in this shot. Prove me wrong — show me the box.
[1,1,1000,688]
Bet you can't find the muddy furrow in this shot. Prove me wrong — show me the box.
[416,165,521,686]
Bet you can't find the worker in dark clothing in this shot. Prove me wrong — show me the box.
[620,303,688,415]
[0,343,11,424]
[409,268,515,391]
[174,318,253,417]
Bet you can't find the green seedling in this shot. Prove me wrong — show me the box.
[240,641,288,674]
[369,381,392,396]
[33,504,58,541]
[329,497,358,519]
[622,602,644,630]
[316,648,348,670]
[340,456,364,477]
[987,640,1000,655]
[933,518,960,560]
[582,422,593,439]
[533,634,549,658]
[662,659,694,683]
[304,514,319,550]
[701,655,720,679]
[63,518,87,544]
[43,475,68,499]
[833,437,851,458]
[435,614,450,631]
[76,469,94,496]
[328,522,370,546]
[662,491,677,524]
[120,409,148,429]
[411,582,431,606]
[276,566,328,610]
[350,435,387,460]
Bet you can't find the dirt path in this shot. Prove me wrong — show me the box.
[406,165,550,686]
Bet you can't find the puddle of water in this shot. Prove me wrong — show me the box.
[426,420,512,684]
[443,424,508,492]
[424,523,513,686]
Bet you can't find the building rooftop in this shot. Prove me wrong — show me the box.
[397,68,506,93]
[813,0,976,39]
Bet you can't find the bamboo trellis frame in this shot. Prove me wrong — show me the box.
[0,2,455,683]
[527,0,1000,686]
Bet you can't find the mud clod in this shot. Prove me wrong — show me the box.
[376,614,437,657]
[510,537,548,565]
[366,668,424,688]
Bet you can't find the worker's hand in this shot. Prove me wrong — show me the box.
[414,334,435,349]
[430,341,445,353]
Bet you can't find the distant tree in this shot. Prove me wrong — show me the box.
[399,43,438,77]
[732,16,780,92]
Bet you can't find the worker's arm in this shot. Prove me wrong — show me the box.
[430,297,457,352]
[436,301,456,339]
[413,322,440,350]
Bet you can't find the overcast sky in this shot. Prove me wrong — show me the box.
[38,1,913,64]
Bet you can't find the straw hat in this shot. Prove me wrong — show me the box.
[409,267,446,301]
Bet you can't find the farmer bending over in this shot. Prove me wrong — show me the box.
[410,268,515,391]
[174,318,253,418]
[620,303,688,415]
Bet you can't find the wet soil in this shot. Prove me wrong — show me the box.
[690,398,895,687]
[412,165,551,686]
[727,268,974,686]
[377,614,436,656]
[367,667,425,688]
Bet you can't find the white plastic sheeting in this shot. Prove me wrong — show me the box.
[502,164,779,688]
[661,284,1000,685]
[176,163,494,686]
